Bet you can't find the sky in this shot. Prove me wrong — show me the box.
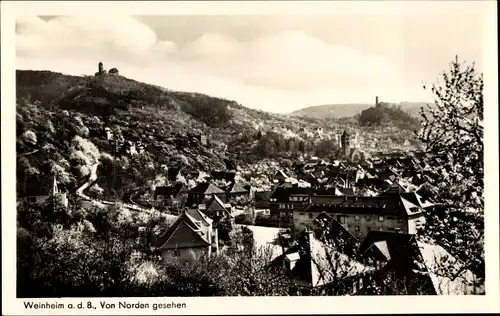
[15,4,491,113]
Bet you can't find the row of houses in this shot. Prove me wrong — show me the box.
[141,145,481,295]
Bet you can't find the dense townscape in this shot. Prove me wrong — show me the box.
[16,57,484,297]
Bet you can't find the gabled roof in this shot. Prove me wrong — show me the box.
[399,196,422,216]
[191,182,226,195]
[401,192,435,209]
[186,208,213,226]
[285,234,371,288]
[359,231,419,269]
[157,211,211,250]
[228,182,248,194]
[372,241,391,261]
[206,195,231,214]
[416,241,482,295]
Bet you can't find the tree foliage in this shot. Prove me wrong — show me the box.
[417,56,484,279]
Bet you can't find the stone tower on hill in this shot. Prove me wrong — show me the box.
[95,62,107,76]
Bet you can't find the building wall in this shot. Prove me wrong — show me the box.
[407,214,426,234]
[162,246,209,261]
[293,210,412,240]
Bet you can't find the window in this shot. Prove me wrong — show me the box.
[308,213,314,219]
[355,226,360,232]
[378,216,384,222]
[339,216,347,224]
[173,249,180,257]
[299,212,305,216]
[355,216,360,221]
[366,216,371,221]
[397,218,403,223]
[367,226,372,231]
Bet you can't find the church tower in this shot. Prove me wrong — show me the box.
[341,130,351,157]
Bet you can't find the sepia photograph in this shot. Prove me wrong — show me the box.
[2,0,499,315]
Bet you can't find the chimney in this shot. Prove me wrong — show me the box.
[375,96,379,107]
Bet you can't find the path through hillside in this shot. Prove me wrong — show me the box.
[75,161,177,220]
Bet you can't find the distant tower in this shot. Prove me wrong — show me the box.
[341,130,351,156]
[98,62,104,75]
[375,96,379,107]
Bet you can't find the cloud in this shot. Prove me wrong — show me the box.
[16,15,428,113]
[176,29,403,92]
[16,16,177,62]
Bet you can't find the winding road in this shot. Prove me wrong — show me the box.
[75,161,177,220]
[17,149,41,158]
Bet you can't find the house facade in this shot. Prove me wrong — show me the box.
[200,195,234,225]
[270,186,312,228]
[157,209,219,261]
[290,194,428,240]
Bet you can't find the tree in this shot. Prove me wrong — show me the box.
[315,139,336,158]
[298,140,305,153]
[417,56,484,280]
[22,130,38,145]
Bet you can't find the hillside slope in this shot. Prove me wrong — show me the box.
[15,70,330,200]
[16,70,424,201]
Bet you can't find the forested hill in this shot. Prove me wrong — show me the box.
[15,69,330,199]
[16,69,423,200]
[290,101,430,119]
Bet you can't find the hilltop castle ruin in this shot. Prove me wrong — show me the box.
[95,62,119,76]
